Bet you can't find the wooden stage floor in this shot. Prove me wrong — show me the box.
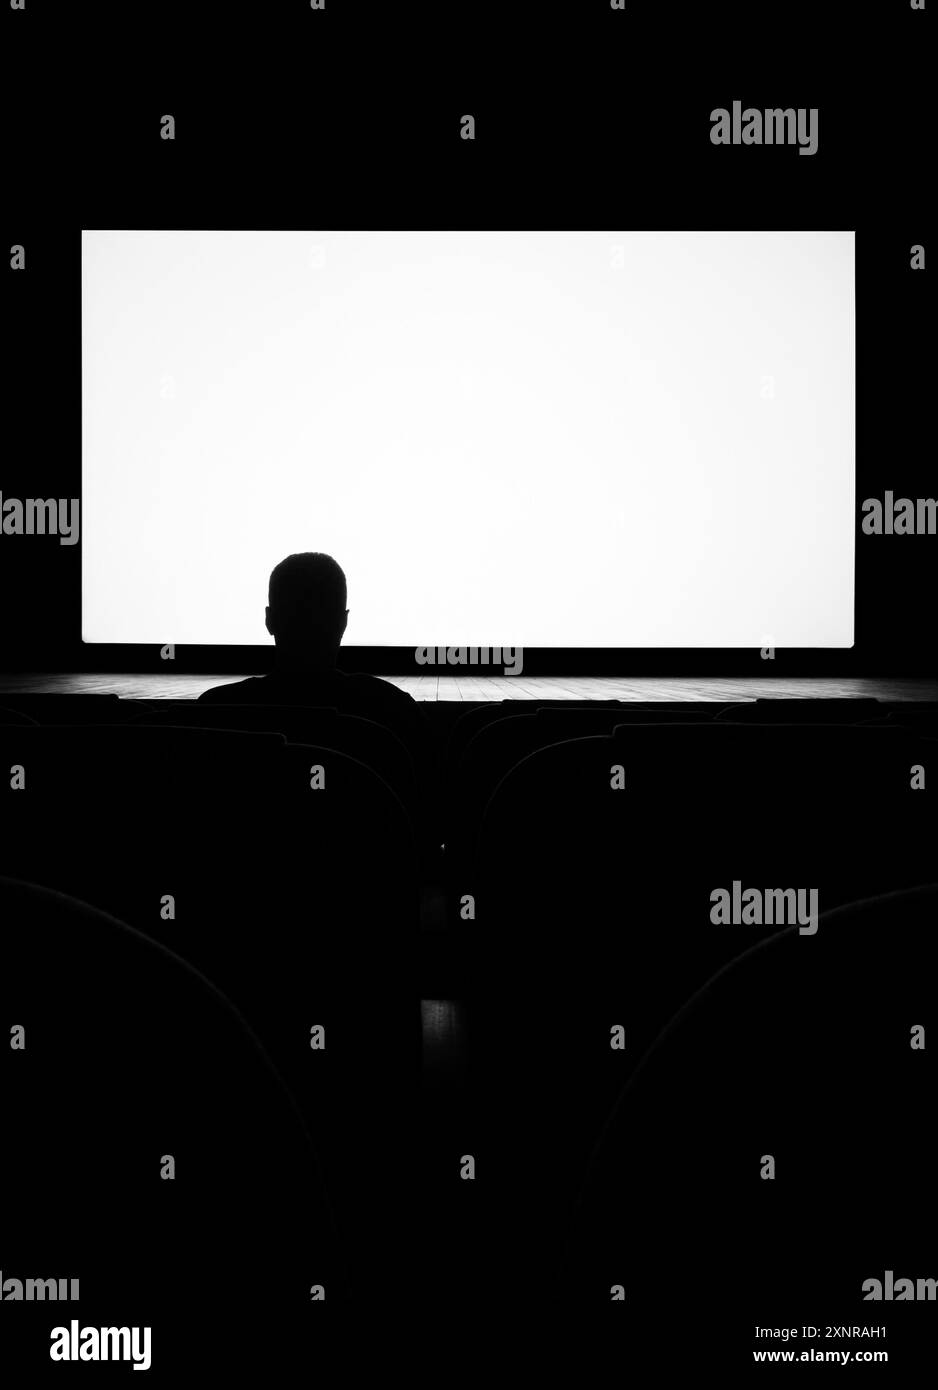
[1,672,937,702]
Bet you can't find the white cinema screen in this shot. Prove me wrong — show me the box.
[81,230,855,648]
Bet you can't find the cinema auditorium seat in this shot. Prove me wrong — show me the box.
[445,701,628,770]
[462,724,937,1302]
[445,700,736,773]
[0,721,421,1305]
[444,705,729,889]
[563,884,938,1360]
[128,702,420,825]
[0,722,418,1081]
[0,877,347,1373]
[1,722,282,938]
[476,722,937,994]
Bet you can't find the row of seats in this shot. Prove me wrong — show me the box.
[476,722,937,959]
[0,722,420,1286]
[0,722,417,950]
[9,875,931,1328]
[447,720,936,1316]
[3,696,935,1331]
[4,716,935,987]
[3,694,935,885]
[3,690,936,746]
[467,722,936,1151]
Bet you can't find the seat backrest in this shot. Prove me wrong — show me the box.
[129,701,420,817]
[0,876,347,1368]
[446,701,528,768]
[476,722,937,999]
[447,705,727,864]
[566,883,938,1330]
[713,696,885,722]
[446,700,733,770]
[0,724,418,1003]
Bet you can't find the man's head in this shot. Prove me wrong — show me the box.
[265,553,348,666]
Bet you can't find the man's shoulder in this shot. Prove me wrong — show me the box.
[198,677,266,703]
[342,673,419,707]
[197,672,418,710]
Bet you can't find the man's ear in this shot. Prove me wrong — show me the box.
[265,605,274,637]
[340,609,349,639]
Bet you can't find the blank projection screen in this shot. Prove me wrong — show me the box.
[81,230,855,647]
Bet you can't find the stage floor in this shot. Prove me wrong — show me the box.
[1,672,937,702]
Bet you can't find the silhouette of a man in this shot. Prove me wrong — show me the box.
[199,552,423,744]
